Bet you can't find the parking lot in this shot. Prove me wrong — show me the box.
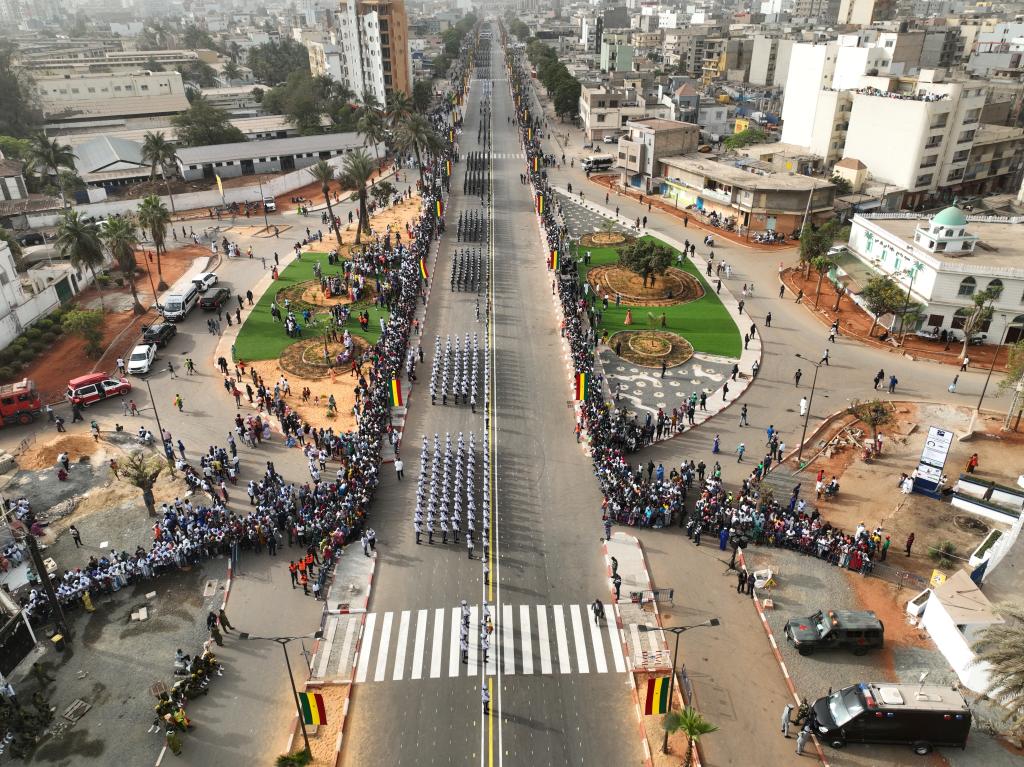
[741,546,1019,767]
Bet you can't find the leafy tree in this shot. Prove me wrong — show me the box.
[144,58,165,72]
[829,174,852,195]
[339,150,376,245]
[722,127,768,150]
[664,707,718,767]
[619,239,674,288]
[973,601,1024,741]
[141,130,179,213]
[28,134,76,207]
[118,449,167,516]
[553,78,582,120]
[357,108,387,163]
[370,180,396,209]
[247,39,311,85]
[171,97,246,146]
[0,41,42,138]
[431,54,453,78]
[306,160,344,246]
[0,227,22,266]
[861,276,906,337]
[61,308,105,358]
[386,91,414,133]
[56,211,106,306]
[221,60,241,82]
[847,399,892,454]
[182,25,218,52]
[102,216,145,315]
[0,135,31,162]
[958,287,998,358]
[137,195,172,289]
[412,79,434,114]
[508,20,531,40]
[261,71,326,134]
[395,113,442,187]
[177,60,218,88]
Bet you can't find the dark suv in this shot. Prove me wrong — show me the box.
[142,323,178,348]
[784,610,884,656]
[200,287,231,310]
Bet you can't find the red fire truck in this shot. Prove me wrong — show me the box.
[0,379,43,426]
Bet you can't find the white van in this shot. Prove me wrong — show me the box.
[582,154,615,172]
[160,283,200,322]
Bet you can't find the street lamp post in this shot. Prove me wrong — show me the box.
[257,177,270,232]
[641,618,721,754]
[239,632,322,759]
[897,262,921,344]
[143,377,174,468]
[795,354,824,468]
[978,315,1014,412]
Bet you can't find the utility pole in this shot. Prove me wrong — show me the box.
[25,533,71,642]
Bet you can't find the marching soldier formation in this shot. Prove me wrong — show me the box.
[429,333,482,409]
[456,210,488,242]
[450,248,486,293]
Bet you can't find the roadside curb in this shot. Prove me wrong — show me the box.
[736,548,830,766]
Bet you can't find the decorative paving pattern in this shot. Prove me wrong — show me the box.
[598,348,733,418]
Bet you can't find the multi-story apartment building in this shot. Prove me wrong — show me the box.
[578,85,671,142]
[749,36,795,87]
[20,50,204,76]
[331,0,412,104]
[967,22,1024,76]
[600,32,634,73]
[617,118,700,193]
[792,0,841,23]
[837,0,896,25]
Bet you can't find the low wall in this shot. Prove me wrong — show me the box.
[954,474,1024,512]
[950,493,1020,524]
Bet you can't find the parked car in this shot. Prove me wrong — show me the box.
[784,610,884,656]
[263,196,277,212]
[66,373,131,407]
[192,272,219,292]
[16,232,45,246]
[603,135,619,144]
[126,343,157,375]
[200,287,231,310]
[142,322,177,348]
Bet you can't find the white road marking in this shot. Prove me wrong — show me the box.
[536,605,552,674]
[374,612,394,682]
[608,619,626,673]
[589,611,608,674]
[502,603,515,675]
[354,613,376,683]
[338,616,359,678]
[448,607,461,677]
[520,605,533,675]
[392,610,411,681]
[569,604,590,674]
[411,609,428,680]
[552,604,572,674]
[468,605,479,671]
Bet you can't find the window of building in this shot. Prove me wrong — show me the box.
[957,276,977,296]
[916,174,933,187]
[988,278,1004,298]
[927,313,944,327]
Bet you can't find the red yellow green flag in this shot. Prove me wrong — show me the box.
[536,193,543,215]
[445,159,452,176]
[575,371,587,400]
[299,692,327,725]
[389,377,403,407]
[533,156,539,172]
[550,249,558,270]
[644,677,670,715]
[436,199,444,218]
[419,256,429,281]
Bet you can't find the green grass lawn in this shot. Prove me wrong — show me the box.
[233,251,387,361]
[577,236,741,359]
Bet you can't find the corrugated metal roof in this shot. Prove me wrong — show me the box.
[73,136,147,175]
[176,132,364,165]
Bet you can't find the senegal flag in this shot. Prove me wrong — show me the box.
[644,677,670,715]
[445,159,452,176]
[536,193,543,215]
[550,249,558,270]
[389,377,403,407]
[574,371,587,400]
[419,256,429,281]
[299,691,327,725]
[436,199,444,218]
[533,156,539,172]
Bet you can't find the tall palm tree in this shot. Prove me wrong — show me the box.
[386,91,413,132]
[339,150,376,245]
[307,160,344,246]
[29,134,76,208]
[102,216,145,315]
[395,113,442,187]
[137,195,172,290]
[664,707,718,767]
[141,130,179,214]
[221,60,241,82]
[356,108,387,164]
[974,601,1024,740]
[55,210,106,308]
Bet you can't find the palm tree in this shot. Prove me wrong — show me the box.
[307,160,344,246]
[974,601,1024,740]
[56,210,107,307]
[395,113,442,187]
[137,195,172,289]
[357,108,387,164]
[141,130,179,214]
[339,150,376,245]
[664,707,718,767]
[221,60,241,83]
[386,91,413,132]
[29,134,76,207]
[102,216,145,315]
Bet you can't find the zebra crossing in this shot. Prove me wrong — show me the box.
[319,603,649,684]
[459,151,525,160]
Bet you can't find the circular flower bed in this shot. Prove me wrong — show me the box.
[587,265,703,307]
[278,335,370,380]
[608,330,694,368]
[580,231,629,247]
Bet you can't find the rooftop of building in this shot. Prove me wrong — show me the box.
[42,94,191,122]
[0,159,24,177]
[860,213,1024,271]
[662,155,831,192]
[973,123,1024,144]
[627,118,697,132]
[175,132,364,165]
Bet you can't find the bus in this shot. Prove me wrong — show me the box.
[582,154,615,172]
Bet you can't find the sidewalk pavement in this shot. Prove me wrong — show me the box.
[604,531,702,767]
[551,186,763,441]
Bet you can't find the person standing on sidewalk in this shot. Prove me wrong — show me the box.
[70,525,82,548]
[781,703,794,737]
[905,532,915,557]
[395,458,404,480]
[737,568,747,593]
[796,725,811,755]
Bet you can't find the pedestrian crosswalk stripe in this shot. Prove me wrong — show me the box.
[355,612,376,683]
[392,610,411,681]
[411,609,428,680]
[316,613,338,680]
[536,605,552,674]
[344,604,626,684]
[552,605,571,674]
[520,605,534,675]
[374,611,393,682]
[570,604,589,675]
[628,623,642,668]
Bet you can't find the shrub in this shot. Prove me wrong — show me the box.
[15,349,35,366]
[0,366,13,382]
[9,337,27,352]
[929,540,957,569]
[34,318,53,332]
[275,752,312,767]
[42,330,60,343]
[24,327,42,342]
[114,277,125,287]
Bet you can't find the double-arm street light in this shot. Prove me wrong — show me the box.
[239,631,323,759]
[795,353,825,467]
[640,618,721,753]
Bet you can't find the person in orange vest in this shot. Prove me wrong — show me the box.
[288,561,298,588]
[304,552,315,575]
[299,571,309,595]
[296,558,307,587]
